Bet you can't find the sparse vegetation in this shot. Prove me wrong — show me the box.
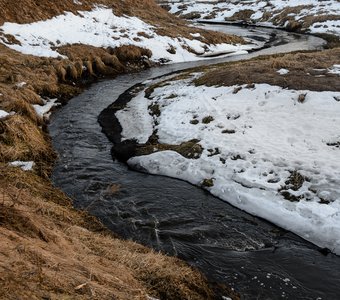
[201,178,214,188]
[202,116,214,124]
[194,49,340,92]
[279,170,307,202]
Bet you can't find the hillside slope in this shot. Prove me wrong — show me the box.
[163,0,340,37]
[0,0,242,299]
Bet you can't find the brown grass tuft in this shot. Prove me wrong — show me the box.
[226,9,255,22]
[102,54,125,72]
[2,97,42,124]
[84,59,95,77]
[113,45,152,62]
[67,63,80,80]
[0,115,54,163]
[93,56,111,75]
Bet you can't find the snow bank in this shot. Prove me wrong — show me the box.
[0,7,252,63]
[118,77,340,253]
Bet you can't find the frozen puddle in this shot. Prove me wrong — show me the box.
[115,74,340,254]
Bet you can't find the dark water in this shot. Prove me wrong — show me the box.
[50,26,340,299]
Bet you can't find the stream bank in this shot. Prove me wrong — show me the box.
[50,25,340,299]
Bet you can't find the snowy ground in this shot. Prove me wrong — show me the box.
[164,0,340,36]
[116,73,340,254]
[0,6,253,63]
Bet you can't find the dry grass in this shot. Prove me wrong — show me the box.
[136,139,204,159]
[195,48,340,91]
[0,166,215,300]
[0,115,55,166]
[0,1,243,298]
[225,9,255,22]
[112,45,152,62]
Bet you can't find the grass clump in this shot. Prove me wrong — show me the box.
[202,116,214,124]
[136,139,203,160]
[201,178,214,188]
[0,115,55,165]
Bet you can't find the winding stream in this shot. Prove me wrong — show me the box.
[50,25,340,299]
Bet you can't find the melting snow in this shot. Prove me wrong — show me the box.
[33,98,59,118]
[277,68,289,75]
[0,110,9,119]
[117,77,340,254]
[9,161,35,171]
[166,0,340,36]
[0,7,252,63]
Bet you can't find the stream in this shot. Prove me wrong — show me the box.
[50,25,340,299]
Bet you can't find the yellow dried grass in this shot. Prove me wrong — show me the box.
[0,166,215,300]
[0,115,53,163]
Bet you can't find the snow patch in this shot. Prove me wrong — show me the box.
[9,161,35,171]
[33,98,59,118]
[118,78,340,254]
[0,110,9,119]
[277,68,289,75]
[0,7,253,63]
[328,64,340,75]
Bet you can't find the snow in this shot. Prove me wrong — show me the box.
[116,92,154,143]
[33,98,59,118]
[9,161,35,171]
[310,20,340,37]
[166,0,340,36]
[0,109,9,119]
[117,76,340,254]
[277,68,289,75]
[0,7,252,63]
[15,81,27,88]
[328,64,340,75]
